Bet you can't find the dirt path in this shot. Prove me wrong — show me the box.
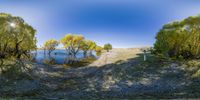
[89,48,142,67]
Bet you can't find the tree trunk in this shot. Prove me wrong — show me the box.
[48,50,51,56]
[0,59,4,72]
[83,51,87,58]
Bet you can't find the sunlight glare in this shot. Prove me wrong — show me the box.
[10,22,16,28]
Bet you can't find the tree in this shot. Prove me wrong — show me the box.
[95,46,103,56]
[104,43,112,52]
[0,13,37,72]
[61,34,84,62]
[88,41,97,56]
[44,39,59,55]
[80,40,96,58]
[154,15,200,59]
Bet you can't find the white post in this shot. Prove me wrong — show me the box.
[143,50,146,61]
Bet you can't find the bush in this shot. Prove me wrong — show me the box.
[43,58,56,65]
[104,43,112,52]
[154,15,200,59]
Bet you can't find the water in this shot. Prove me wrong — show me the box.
[31,50,97,64]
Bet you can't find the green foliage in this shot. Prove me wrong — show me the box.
[95,46,103,56]
[154,15,200,59]
[43,58,56,65]
[61,34,85,62]
[60,34,102,64]
[95,46,103,53]
[44,39,59,54]
[184,60,200,77]
[0,13,37,72]
[63,57,97,67]
[104,43,112,52]
[80,40,97,57]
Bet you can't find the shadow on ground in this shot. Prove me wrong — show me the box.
[0,53,200,99]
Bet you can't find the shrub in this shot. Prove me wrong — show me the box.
[104,43,112,52]
[154,15,200,59]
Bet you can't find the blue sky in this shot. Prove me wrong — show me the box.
[1,0,200,48]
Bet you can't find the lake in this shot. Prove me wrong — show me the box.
[31,50,98,64]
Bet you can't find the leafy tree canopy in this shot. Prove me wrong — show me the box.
[0,13,37,72]
[61,34,85,57]
[0,13,37,59]
[44,39,59,54]
[104,43,112,52]
[154,15,200,59]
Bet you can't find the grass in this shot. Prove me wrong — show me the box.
[0,59,33,80]
[63,57,97,68]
